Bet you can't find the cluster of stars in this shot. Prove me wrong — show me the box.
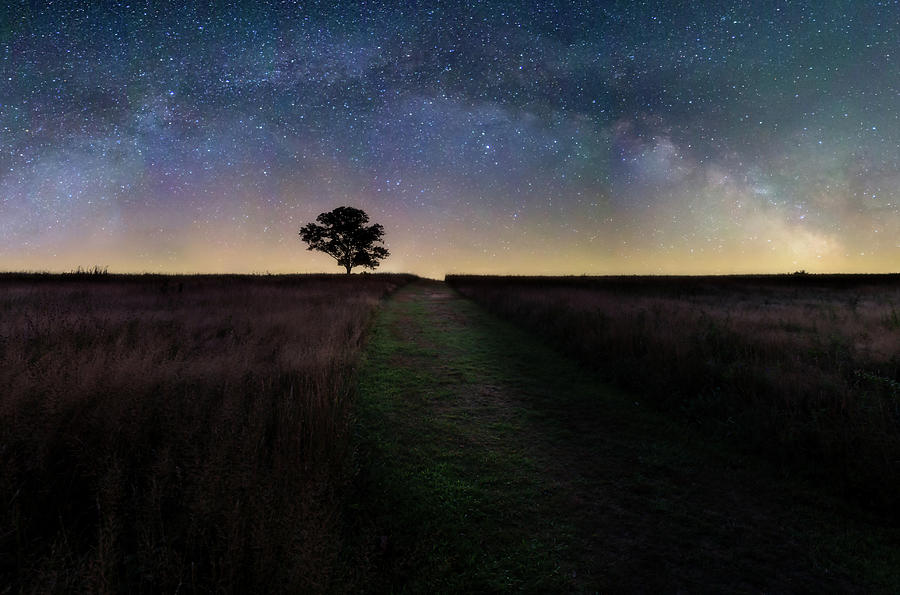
[1,1,898,276]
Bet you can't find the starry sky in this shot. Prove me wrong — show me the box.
[1,1,898,277]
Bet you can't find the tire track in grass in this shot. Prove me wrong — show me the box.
[347,280,899,592]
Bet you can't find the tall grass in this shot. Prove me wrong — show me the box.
[0,273,414,593]
[446,274,900,513]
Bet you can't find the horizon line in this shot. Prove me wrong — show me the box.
[2,270,899,279]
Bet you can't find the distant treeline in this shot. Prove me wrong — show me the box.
[0,271,418,283]
[446,273,900,292]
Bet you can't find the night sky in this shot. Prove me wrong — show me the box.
[2,1,898,277]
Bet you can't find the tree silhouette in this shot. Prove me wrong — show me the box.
[299,206,390,274]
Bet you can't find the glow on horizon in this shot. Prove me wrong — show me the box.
[3,208,896,279]
[2,3,899,277]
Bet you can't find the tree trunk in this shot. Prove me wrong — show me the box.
[345,264,352,274]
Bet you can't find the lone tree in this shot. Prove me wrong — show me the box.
[299,206,390,274]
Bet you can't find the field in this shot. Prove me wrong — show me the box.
[0,272,414,593]
[3,272,900,592]
[446,274,900,511]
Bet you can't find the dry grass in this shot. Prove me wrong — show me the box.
[0,272,414,594]
[446,274,900,513]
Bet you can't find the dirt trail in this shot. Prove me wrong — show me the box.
[350,280,892,592]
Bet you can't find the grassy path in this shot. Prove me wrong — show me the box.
[347,280,898,592]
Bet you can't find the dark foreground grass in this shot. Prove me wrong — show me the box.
[446,274,900,514]
[347,280,900,592]
[0,272,414,594]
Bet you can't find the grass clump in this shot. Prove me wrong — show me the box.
[445,274,900,513]
[0,272,414,594]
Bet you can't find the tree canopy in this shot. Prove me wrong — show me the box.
[298,206,390,274]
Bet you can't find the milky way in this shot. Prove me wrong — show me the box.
[1,1,898,277]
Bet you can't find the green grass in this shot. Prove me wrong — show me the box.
[345,280,900,593]
[347,282,575,592]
